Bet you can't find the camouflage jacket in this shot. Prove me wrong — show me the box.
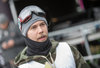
[14,40,90,68]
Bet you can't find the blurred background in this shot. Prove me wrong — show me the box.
[1,0,100,68]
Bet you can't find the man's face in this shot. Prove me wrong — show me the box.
[27,20,48,42]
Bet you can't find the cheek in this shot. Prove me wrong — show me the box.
[27,30,37,41]
[44,27,48,34]
[45,29,48,35]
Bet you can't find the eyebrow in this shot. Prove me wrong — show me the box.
[41,21,45,23]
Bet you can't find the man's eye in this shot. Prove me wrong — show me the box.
[32,26,36,29]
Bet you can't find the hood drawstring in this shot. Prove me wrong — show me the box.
[41,52,56,68]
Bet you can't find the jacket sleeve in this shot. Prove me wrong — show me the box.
[70,46,90,68]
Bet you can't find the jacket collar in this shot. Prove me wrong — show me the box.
[14,40,58,66]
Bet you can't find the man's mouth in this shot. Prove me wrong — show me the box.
[38,35,47,41]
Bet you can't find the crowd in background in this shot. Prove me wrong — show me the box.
[0,0,26,68]
[0,13,25,68]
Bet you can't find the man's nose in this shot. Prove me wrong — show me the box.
[38,26,43,33]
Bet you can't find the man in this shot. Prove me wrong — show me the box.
[0,13,25,68]
[14,5,90,68]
